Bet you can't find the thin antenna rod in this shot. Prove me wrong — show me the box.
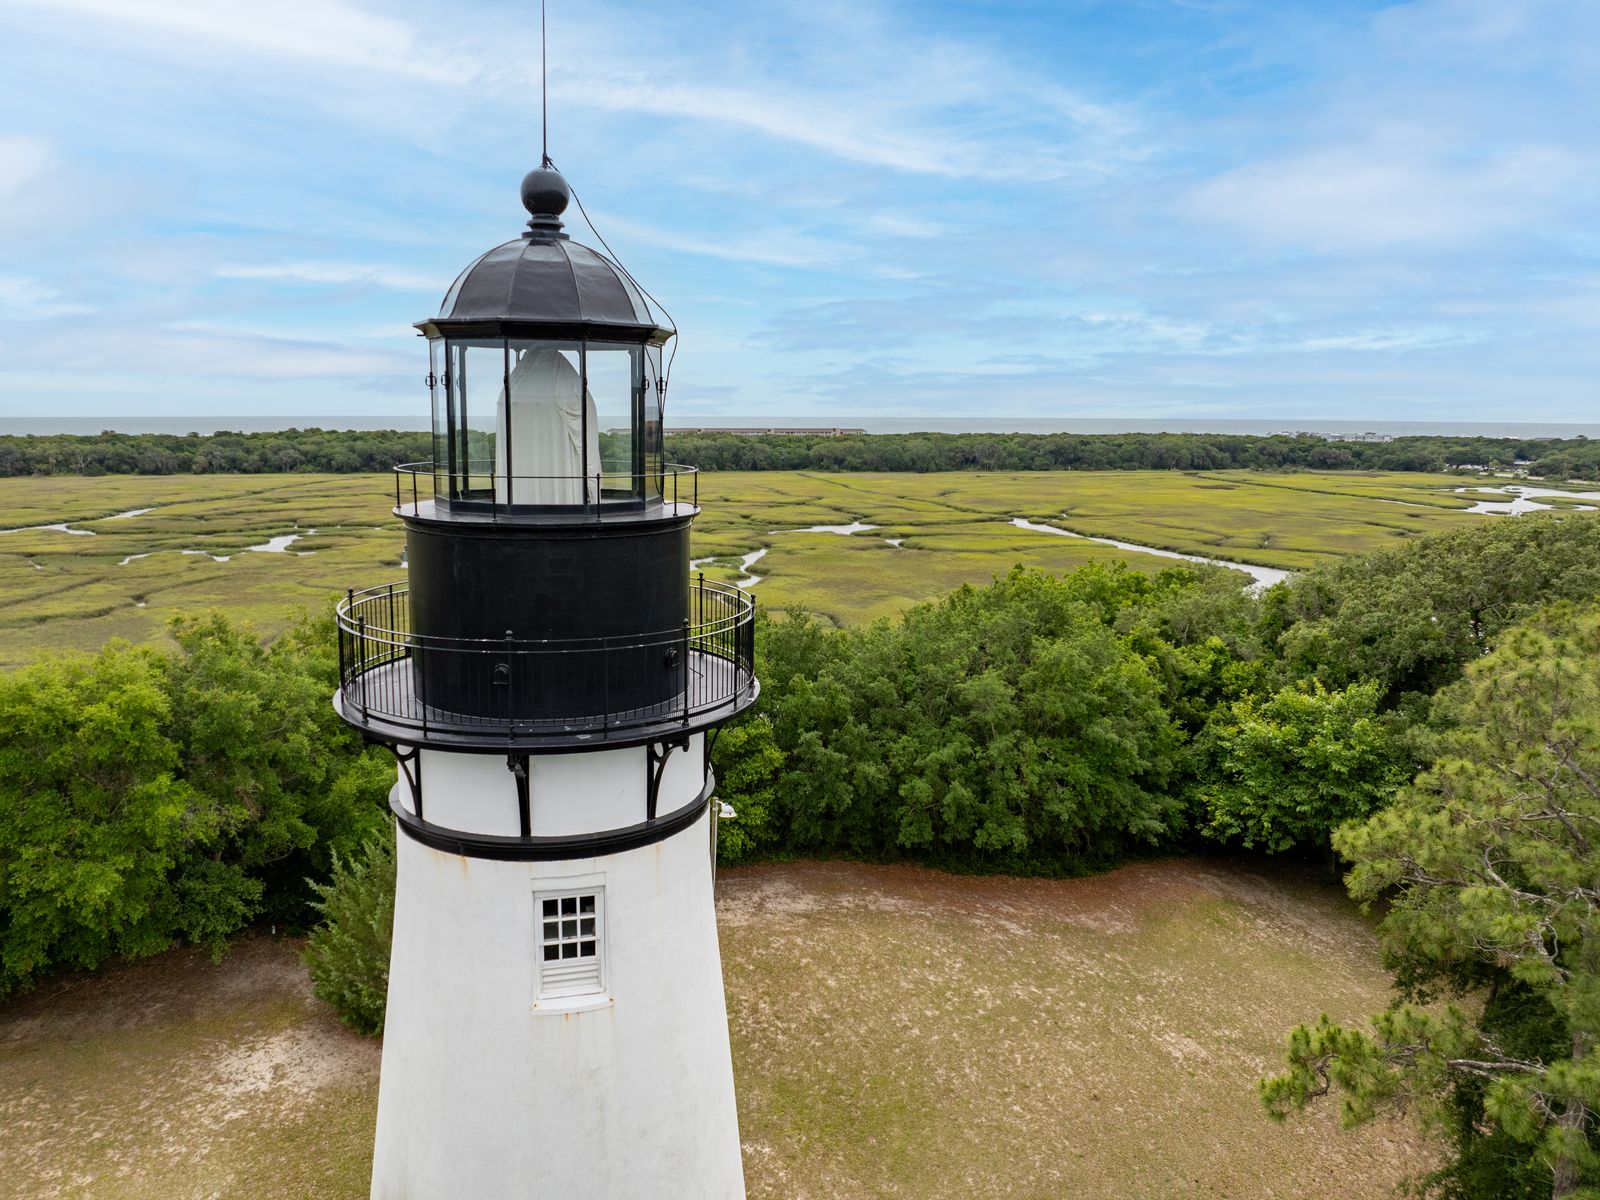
[540,0,550,165]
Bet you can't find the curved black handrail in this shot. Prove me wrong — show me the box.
[391,461,699,519]
[335,579,755,741]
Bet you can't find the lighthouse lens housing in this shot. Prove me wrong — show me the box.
[425,334,665,513]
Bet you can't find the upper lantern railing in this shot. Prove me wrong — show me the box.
[335,578,756,742]
[392,461,699,519]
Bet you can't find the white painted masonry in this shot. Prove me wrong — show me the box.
[371,731,745,1199]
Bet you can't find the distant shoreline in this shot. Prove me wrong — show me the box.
[4,415,1600,439]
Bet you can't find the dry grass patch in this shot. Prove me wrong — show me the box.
[0,937,379,1200]
[0,859,1433,1199]
[720,858,1435,1199]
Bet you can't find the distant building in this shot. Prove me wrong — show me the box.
[666,426,868,436]
[1266,429,1394,444]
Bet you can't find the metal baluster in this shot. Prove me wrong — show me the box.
[417,629,430,735]
[505,629,515,739]
[342,588,354,684]
[745,592,755,691]
[681,618,691,723]
[356,614,369,720]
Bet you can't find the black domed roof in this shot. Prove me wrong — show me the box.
[438,237,669,336]
[427,163,673,342]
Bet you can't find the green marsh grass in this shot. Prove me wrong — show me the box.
[0,468,1543,661]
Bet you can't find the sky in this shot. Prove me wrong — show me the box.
[1,0,1597,425]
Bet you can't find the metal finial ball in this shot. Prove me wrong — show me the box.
[521,165,571,218]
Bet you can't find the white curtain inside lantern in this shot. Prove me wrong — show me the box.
[495,348,599,506]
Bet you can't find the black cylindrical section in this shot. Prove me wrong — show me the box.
[404,513,690,720]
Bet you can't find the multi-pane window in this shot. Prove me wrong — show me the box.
[538,891,603,999]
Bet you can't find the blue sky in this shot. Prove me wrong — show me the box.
[1,0,1597,424]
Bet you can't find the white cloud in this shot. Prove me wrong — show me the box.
[1189,140,1584,250]
[583,211,845,270]
[561,77,968,179]
[0,135,55,203]
[78,322,414,381]
[0,275,92,318]
[1287,327,1482,354]
[7,0,454,81]
[858,213,955,240]
[1375,0,1536,47]
[550,9,1143,186]
[215,261,440,291]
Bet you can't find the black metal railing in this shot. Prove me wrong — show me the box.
[392,461,699,520]
[336,579,755,739]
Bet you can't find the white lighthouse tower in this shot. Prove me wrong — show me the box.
[334,157,757,1199]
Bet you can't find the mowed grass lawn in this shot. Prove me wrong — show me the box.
[0,468,1525,662]
[0,859,1432,1200]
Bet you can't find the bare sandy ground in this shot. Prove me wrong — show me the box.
[0,857,1431,1198]
[719,858,1433,1199]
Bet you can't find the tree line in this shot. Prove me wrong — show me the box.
[667,431,1600,477]
[713,513,1600,872]
[3,428,1599,477]
[0,429,434,476]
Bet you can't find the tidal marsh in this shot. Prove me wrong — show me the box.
[0,468,1532,664]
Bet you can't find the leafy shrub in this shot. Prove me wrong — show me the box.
[0,643,212,992]
[0,610,384,996]
[1194,679,1407,853]
[1266,512,1600,703]
[752,567,1185,872]
[304,826,396,1036]
[713,715,784,865]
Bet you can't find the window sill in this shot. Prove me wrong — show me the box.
[531,993,614,1017]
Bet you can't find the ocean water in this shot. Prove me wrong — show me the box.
[2,415,1598,439]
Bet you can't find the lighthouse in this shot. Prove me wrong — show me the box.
[333,157,757,1198]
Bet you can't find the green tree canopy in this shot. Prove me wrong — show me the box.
[1266,514,1600,704]
[0,612,390,996]
[1262,605,1600,1199]
[724,567,1185,872]
[0,644,214,990]
[1196,679,1408,854]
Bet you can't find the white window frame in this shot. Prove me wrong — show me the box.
[534,884,606,1003]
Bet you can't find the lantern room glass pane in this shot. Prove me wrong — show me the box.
[429,338,447,499]
[446,341,503,503]
[587,343,642,503]
[502,340,588,506]
[644,344,664,502]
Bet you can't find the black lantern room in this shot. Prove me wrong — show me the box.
[334,162,756,752]
[419,164,671,516]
